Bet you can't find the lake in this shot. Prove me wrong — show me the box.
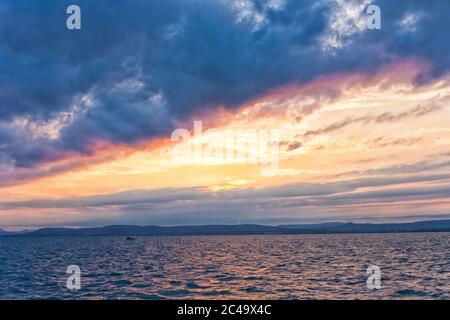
[0,233,448,299]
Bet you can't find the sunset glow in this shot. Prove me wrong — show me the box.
[1,0,449,229]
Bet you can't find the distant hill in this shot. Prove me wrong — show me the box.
[15,224,284,237]
[1,219,450,237]
[279,222,346,230]
[279,220,450,233]
[0,228,23,236]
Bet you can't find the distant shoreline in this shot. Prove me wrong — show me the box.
[2,230,450,238]
[2,219,450,237]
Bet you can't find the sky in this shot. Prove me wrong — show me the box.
[0,0,450,229]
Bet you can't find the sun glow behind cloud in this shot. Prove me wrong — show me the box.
[1,0,450,229]
[1,61,449,228]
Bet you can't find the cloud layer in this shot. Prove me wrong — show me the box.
[1,0,450,171]
[1,1,450,228]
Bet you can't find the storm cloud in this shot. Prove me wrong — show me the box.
[1,0,450,171]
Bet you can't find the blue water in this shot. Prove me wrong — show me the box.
[0,233,449,299]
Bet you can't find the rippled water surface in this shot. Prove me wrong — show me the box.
[0,233,449,299]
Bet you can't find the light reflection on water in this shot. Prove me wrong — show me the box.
[0,233,449,299]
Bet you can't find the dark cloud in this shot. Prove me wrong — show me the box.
[366,136,423,148]
[3,171,450,210]
[283,141,302,152]
[304,103,443,136]
[334,156,450,178]
[2,171,450,226]
[0,0,450,171]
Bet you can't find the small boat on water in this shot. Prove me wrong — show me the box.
[126,236,136,240]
